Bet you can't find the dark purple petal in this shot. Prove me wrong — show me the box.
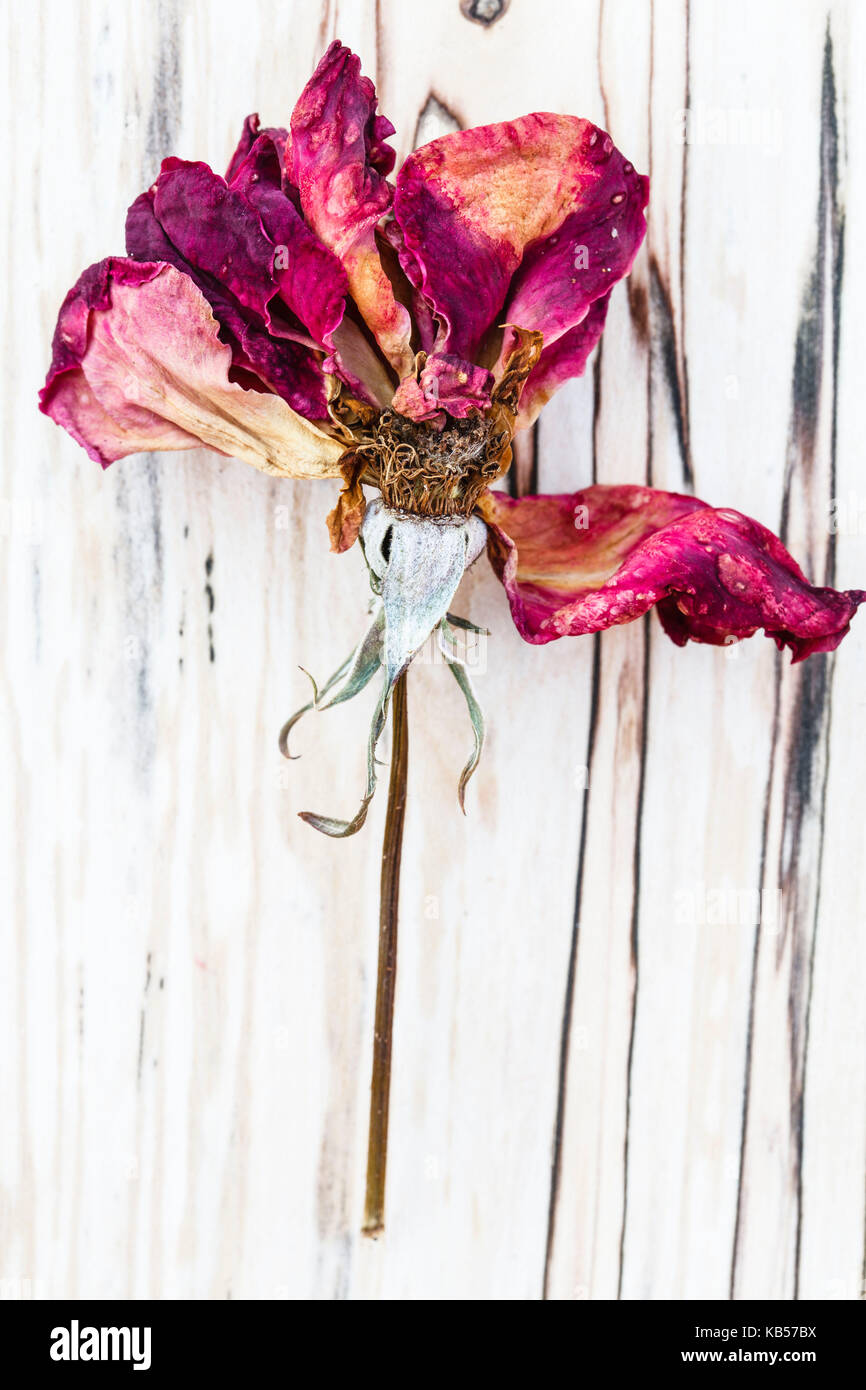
[226,139,348,346]
[481,485,864,662]
[126,185,330,418]
[152,158,289,321]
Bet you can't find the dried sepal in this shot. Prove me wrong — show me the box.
[327,451,368,552]
[438,619,486,813]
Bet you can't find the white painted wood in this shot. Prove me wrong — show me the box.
[2,0,864,1301]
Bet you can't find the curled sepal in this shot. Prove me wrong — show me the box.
[438,619,486,813]
[278,654,351,759]
[446,612,490,636]
[316,605,384,712]
[298,674,392,837]
[278,605,384,759]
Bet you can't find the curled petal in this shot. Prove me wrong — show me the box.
[502,151,647,348]
[225,113,289,185]
[515,294,610,429]
[228,140,354,358]
[290,41,413,376]
[39,258,345,479]
[392,353,493,422]
[126,178,332,418]
[152,159,288,323]
[481,486,865,662]
[150,156,350,350]
[394,114,647,366]
[380,217,438,353]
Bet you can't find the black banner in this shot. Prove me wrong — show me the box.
[0,1298,861,1372]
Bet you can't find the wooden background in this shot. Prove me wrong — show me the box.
[3,0,865,1301]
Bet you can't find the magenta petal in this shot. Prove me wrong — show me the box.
[227,138,348,348]
[503,153,647,346]
[394,115,647,368]
[516,294,610,428]
[225,114,290,186]
[126,183,330,418]
[483,486,865,662]
[290,41,413,375]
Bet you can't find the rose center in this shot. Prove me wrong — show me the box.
[352,408,512,517]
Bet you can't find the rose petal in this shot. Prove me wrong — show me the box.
[394,115,647,365]
[225,113,289,185]
[39,258,345,479]
[481,486,865,662]
[392,352,493,422]
[226,141,349,343]
[380,217,438,353]
[515,293,610,428]
[502,150,647,347]
[126,185,330,418]
[290,41,413,376]
[150,158,340,343]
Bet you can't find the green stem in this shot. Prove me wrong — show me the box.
[361,670,409,1238]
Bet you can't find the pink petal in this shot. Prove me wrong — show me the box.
[482,486,864,662]
[290,42,413,377]
[39,258,345,479]
[393,115,647,368]
[392,353,493,422]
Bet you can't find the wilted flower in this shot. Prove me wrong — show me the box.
[40,41,864,836]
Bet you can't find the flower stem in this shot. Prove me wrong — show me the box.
[361,669,409,1238]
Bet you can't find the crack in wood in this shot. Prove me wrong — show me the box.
[731,20,845,1301]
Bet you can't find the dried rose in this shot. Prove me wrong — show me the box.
[40,42,864,835]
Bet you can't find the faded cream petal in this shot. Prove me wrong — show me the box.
[41,259,345,480]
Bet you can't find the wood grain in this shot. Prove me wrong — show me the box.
[2,0,864,1300]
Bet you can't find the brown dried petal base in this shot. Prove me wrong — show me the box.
[327,328,543,525]
[354,408,511,517]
